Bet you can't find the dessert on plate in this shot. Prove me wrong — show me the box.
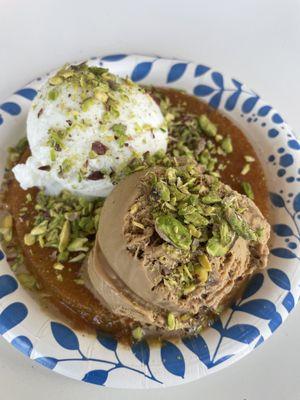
[0,63,270,341]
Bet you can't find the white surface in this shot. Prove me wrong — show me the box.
[0,0,299,398]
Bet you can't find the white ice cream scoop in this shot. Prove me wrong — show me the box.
[13,64,168,198]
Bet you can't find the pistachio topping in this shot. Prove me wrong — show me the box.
[241,181,254,200]
[23,190,103,264]
[132,326,144,340]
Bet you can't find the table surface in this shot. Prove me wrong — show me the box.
[1,0,300,398]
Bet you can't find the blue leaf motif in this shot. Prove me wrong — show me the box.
[268,268,291,290]
[211,317,224,334]
[232,79,242,89]
[257,105,272,116]
[0,274,18,298]
[131,62,152,82]
[0,302,28,334]
[0,114,3,125]
[223,324,260,344]
[35,357,58,369]
[212,354,234,367]
[82,369,108,386]
[237,299,276,319]
[51,322,79,351]
[101,54,127,61]
[268,312,282,332]
[271,248,297,259]
[242,96,259,113]
[282,292,294,312]
[242,273,264,300]
[11,335,33,357]
[254,335,264,348]
[293,193,300,213]
[272,224,293,237]
[0,102,21,116]
[211,72,224,88]
[97,332,117,352]
[195,65,210,77]
[131,340,150,365]
[270,192,285,208]
[209,91,223,109]
[15,88,37,101]
[224,90,241,111]
[194,85,215,97]
[182,335,211,367]
[167,63,187,83]
[161,341,185,378]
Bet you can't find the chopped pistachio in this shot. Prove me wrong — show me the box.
[130,203,139,214]
[206,236,231,257]
[53,262,65,270]
[198,115,217,137]
[24,233,36,246]
[132,326,144,341]
[17,273,37,290]
[241,181,254,200]
[224,207,257,241]
[194,267,208,283]
[241,163,251,176]
[67,237,89,252]
[48,89,59,101]
[132,221,144,230]
[167,312,176,330]
[198,254,211,271]
[221,136,233,154]
[58,220,71,252]
[0,214,12,229]
[30,220,48,235]
[155,181,170,202]
[74,278,84,285]
[183,283,196,295]
[49,75,63,85]
[155,214,191,250]
[82,97,95,112]
[244,155,255,163]
[69,253,86,263]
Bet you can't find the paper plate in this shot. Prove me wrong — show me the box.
[0,54,299,388]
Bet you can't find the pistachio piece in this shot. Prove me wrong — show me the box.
[0,214,13,229]
[206,236,231,257]
[167,312,176,330]
[30,220,48,235]
[198,254,212,271]
[53,262,65,270]
[241,181,254,200]
[183,283,196,295]
[69,253,86,263]
[82,97,95,112]
[48,89,59,101]
[132,326,144,341]
[194,267,208,283]
[67,237,89,252]
[241,163,251,176]
[17,273,36,290]
[58,220,71,252]
[244,155,255,163]
[24,233,36,246]
[155,214,192,250]
[221,136,233,154]
[49,76,63,85]
[224,207,257,241]
[198,114,217,137]
[155,181,170,202]
[201,193,222,204]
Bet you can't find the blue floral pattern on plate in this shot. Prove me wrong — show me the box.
[0,54,299,388]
